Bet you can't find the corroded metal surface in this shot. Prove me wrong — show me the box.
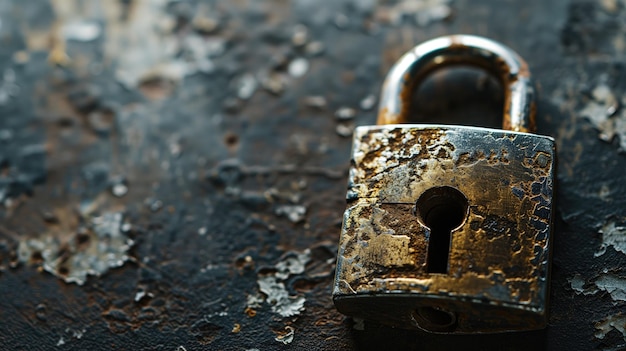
[334,125,555,333]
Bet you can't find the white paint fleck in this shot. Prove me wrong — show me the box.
[111,182,128,197]
[168,136,182,158]
[134,290,153,303]
[275,326,295,344]
[205,310,228,318]
[579,83,619,143]
[135,290,146,302]
[335,107,356,121]
[288,58,309,78]
[236,74,258,100]
[258,276,305,318]
[383,0,452,27]
[275,250,310,280]
[66,327,86,340]
[303,95,327,109]
[148,198,164,212]
[246,293,264,309]
[595,274,626,302]
[569,274,583,292]
[62,20,101,42]
[252,250,311,318]
[595,313,626,341]
[336,123,355,137]
[575,82,626,151]
[570,273,626,304]
[596,221,626,257]
[359,94,377,111]
[56,337,65,346]
[568,274,598,295]
[275,205,307,223]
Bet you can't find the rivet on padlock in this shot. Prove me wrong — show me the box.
[333,35,555,334]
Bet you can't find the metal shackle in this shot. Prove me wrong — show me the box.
[377,35,535,133]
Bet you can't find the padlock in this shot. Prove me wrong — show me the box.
[333,35,555,334]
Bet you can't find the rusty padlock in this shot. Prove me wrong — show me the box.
[333,35,555,334]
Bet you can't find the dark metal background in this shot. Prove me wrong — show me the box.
[1,0,625,350]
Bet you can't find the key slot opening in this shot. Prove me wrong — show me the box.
[415,186,469,274]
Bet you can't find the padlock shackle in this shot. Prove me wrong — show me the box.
[377,35,535,133]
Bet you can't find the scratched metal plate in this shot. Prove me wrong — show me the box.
[334,125,555,333]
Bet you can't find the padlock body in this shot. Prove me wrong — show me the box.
[333,124,555,333]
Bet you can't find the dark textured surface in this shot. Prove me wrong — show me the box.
[1,0,625,350]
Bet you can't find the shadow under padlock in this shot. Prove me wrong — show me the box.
[351,320,548,351]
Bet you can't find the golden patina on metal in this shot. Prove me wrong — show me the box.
[333,35,556,334]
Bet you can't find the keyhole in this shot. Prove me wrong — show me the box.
[415,186,469,274]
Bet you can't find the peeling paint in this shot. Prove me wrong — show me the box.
[253,250,311,318]
[579,83,618,141]
[570,273,626,305]
[246,293,264,309]
[595,274,626,302]
[578,83,626,151]
[52,326,87,348]
[597,221,626,256]
[50,0,219,89]
[275,251,309,280]
[568,274,584,293]
[258,276,305,318]
[568,274,598,295]
[17,211,134,285]
[595,313,626,342]
[102,0,218,88]
[274,326,295,344]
